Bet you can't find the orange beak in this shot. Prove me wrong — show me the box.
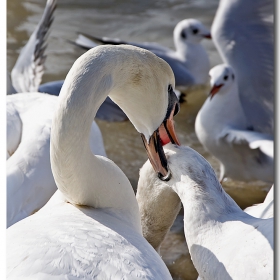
[141,103,180,181]
[209,84,223,100]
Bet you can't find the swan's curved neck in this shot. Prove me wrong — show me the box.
[50,49,141,233]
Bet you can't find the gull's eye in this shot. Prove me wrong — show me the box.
[192,28,198,34]
[181,31,186,39]
[224,75,228,81]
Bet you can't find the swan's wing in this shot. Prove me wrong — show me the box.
[219,128,274,159]
[6,93,57,227]
[6,102,22,159]
[11,0,57,93]
[74,32,172,53]
[244,185,274,219]
[7,202,172,279]
[212,0,274,134]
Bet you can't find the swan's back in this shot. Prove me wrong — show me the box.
[7,191,171,280]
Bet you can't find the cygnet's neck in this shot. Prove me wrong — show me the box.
[172,166,245,247]
[136,171,181,252]
[50,48,141,233]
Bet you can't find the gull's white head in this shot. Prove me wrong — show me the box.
[208,64,236,99]
[174,19,211,47]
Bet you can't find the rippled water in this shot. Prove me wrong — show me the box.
[7,1,271,279]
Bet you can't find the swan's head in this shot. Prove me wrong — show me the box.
[71,45,180,180]
[208,64,236,99]
[174,19,211,47]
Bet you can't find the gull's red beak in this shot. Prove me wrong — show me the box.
[209,83,223,100]
[204,33,212,39]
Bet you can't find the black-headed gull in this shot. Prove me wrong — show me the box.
[73,19,211,92]
[195,64,273,183]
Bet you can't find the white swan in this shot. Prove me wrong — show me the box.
[137,143,273,280]
[195,64,273,183]
[7,0,57,94]
[7,45,181,279]
[7,92,106,228]
[73,19,211,92]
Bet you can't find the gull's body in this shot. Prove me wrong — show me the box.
[6,45,181,279]
[195,64,273,183]
[138,144,273,280]
[195,0,274,183]
[7,92,106,228]
[74,19,211,92]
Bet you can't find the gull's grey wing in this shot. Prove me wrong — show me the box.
[74,32,172,53]
[219,128,274,159]
[11,0,57,93]
[39,80,128,122]
[73,33,194,88]
[212,0,274,134]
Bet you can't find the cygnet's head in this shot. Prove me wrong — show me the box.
[208,64,236,99]
[138,144,221,204]
[174,19,211,47]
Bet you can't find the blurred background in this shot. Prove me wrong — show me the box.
[7,1,272,279]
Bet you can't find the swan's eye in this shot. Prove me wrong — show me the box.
[192,28,198,34]
[174,103,179,116]
[181,31,186,39]
[168,85,173,92]
[224,75,228,81]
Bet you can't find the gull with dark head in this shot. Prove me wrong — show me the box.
[195,64,273,183]
[73,18,211,92]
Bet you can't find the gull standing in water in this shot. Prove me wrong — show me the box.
[195,0,274,183]
[73,19,212,92]
[7,45,181,279]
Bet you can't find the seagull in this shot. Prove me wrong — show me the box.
[211,0,274,135]
[73,18,211,92]
[195,64,273,183]
[194,0,274,183]
[137,143,273,280]
[6,45,181,279]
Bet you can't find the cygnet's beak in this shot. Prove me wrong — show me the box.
[209,83,223,100]
[141,90,180,181]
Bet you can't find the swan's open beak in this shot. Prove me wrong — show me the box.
[141,91,180,181]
